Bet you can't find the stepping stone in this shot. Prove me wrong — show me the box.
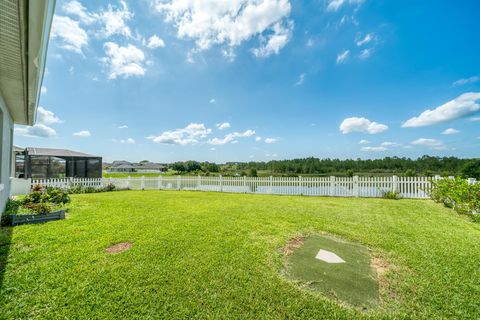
[315,249,346,263]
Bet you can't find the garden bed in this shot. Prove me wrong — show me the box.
[8,209,65,226]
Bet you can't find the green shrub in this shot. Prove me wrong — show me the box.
[429,177,480,221]
[24,202,52,214]
[382,191,401,200]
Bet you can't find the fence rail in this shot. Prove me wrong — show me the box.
[7,175,465,199]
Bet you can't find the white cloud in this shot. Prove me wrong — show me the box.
[123,138,135,144]
[256,136,262,142]
[340,117,388,134]
[361,146,387,152]
[118,125,128,129]
[381,141,401,147]
[102,42,146,79]
[265,137,278,143]
[295,73,305,86]
[336,49,350,64]
[326,0,364,12]
[41,86,47,95]
[148,123,212,145]
[15,124,57,138]
[147,35,166,49]
[73,130,91,137]
[358,139,370,144]
[154,0,293,59]
[469,117,480,122]
[63,0,95,24]
[251,21,293,57]
[442,128,460,135]
[36,107,62,126]
[411,138,446,149]
[217,122,231,130]
[402,92,480,127]
[209,98,216,104]
[356,33,374,46]
[208,129,256,145]
[452,76,480,87]
[51,15,88,54]
[97,1,133,38]
[359,48,373,59]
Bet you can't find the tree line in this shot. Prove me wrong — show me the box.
[166,156,480,179]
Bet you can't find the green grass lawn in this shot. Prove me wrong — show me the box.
[1,191,479,319]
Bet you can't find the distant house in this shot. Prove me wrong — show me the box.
[0,0,55,212]
[109,161,166,173]
[13,147,102,179]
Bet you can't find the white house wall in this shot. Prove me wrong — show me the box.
[0,92,14,216]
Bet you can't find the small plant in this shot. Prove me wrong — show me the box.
[382,191,401,200]
[24,202,53,214]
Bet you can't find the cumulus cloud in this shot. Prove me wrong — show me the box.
[102,42,146,79]
[452,76,479,87]
[15,107,62,138]
[51,15,88,54]
[118,125,128,129]
[265,137,278,144]
[15,124,57,138]
[380,141,401,147]
[442,128,460,135]
[256,136,262,142]
[208,129,256,145]
[147,35,166,49]
[63,0,95,24]
[411,138,446,150]
[97,0,133,38]
[336,49,350,64]
[123,138,135,144]
[36,107,62,125]
[358,139,370,144]
[153,0,293,59]
[402,92,480,127]
[148,123,212,145]
[73,130,91,137]
[340,117,388,134]
[209,98,216,104]
[361,146,387,152]
[217,122,231,130]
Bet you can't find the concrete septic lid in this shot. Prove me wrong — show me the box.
[315,249,346,263]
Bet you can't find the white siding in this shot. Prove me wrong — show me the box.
[0,93,14,216]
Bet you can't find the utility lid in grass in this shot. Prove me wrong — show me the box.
[284,234,379,309]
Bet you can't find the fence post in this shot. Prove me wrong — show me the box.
[269,176,273,194]
[177,175,181,190]
[329,176,335,196]
[467,178,476,185]
[219,175,223,192]
[158,175,162,189]
[299,176,303,195]
[127,176,131,190]
[353,176,359,197]
[197,175,201,190]
[141,176,145,190]
[392,175,398,193]
[243,176,247,193]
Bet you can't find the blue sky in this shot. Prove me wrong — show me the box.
[14,0,480,163]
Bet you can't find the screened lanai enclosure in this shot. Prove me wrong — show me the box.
[14,147,102,179]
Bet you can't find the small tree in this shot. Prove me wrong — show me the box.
[346,169,354,178]
[404,169,417,177]
[462,160,480,179]
[249,168,258,177]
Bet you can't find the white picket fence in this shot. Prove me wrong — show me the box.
[7,175,457,199]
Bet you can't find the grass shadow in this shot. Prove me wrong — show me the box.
[0,226,13,290]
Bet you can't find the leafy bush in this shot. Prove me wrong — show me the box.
[462,160,480,180]
[65,183,116,194]
[429,177,480,222]
[382,191,401,200]
[23,202,53,214]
